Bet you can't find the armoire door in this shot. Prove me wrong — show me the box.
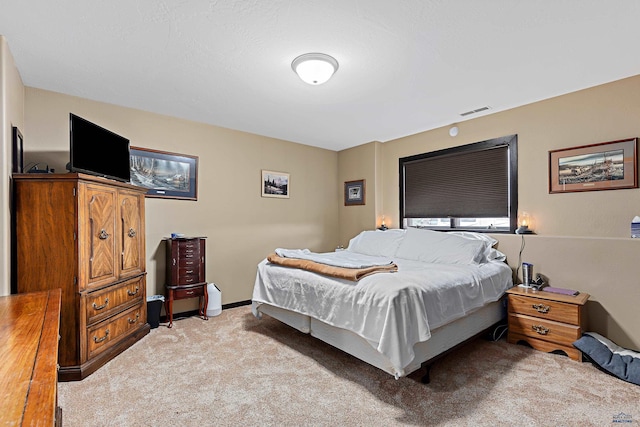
[119,190,145,278]
[79,184,118,290]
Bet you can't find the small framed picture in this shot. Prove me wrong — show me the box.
[262,170,290,198]
[12,126,23,173]
[344,179,365,206]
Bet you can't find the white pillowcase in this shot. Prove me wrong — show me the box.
[449,231,505,262]
[346,229,406,257]
[395,227,487,265]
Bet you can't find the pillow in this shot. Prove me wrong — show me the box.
[573,332,640,386]
[346,229,406,257]
[395,227,486,265]
[449,231,503,262]
[448,231,497,247]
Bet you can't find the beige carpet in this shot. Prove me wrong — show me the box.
[59,306,640,426]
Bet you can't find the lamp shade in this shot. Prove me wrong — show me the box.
[292,53,339,85]
[516,211,534,234]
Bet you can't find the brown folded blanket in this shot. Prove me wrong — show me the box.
[266,253,398,281]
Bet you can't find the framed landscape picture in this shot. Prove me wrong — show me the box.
[344,179,365,206]
[262,170,290,198]
[130,147,198,200]
[549,138,637,193]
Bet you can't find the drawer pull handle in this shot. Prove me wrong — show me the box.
[99,229,110,240]
[128,228,136,238]
[93,329,110,343]
[93,298,109,310]
[532,303,550,313]
[186,270,193,274]
[532,325,549,335]
[127,286,139,296]
[186,290,194,295]
[128,313,140,324]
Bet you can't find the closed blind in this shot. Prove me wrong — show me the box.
[402,143,510,218]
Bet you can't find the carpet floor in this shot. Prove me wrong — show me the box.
[58,306,640,426]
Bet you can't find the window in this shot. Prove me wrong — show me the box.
[399,135,518,232]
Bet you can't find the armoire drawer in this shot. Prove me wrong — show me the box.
[86,304,145,360]
[85,276,145,325]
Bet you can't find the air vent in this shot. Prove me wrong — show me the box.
[460,106,490,117]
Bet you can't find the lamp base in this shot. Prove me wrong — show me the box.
[515,227,533,234]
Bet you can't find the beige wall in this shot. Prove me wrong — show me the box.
[22,88,339,310]
[0,36,24,296]
[338,74,640,350]
[337,141,380,246]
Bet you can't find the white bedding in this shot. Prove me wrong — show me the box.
[252,252,512,377]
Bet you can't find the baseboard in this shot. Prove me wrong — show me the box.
[159,300,251,322]
[223,299,252,309]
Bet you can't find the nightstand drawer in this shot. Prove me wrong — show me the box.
[508,294,580,325]
[508,313,581,346]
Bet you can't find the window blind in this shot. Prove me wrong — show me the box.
[401,136,516,219]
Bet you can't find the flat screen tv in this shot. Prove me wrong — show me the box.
[69,113,131,182]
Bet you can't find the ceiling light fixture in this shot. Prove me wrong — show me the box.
[291,53,339,85]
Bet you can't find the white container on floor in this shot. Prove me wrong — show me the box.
[207,283,222,316]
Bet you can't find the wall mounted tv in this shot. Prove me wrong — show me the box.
[69,113,131,182]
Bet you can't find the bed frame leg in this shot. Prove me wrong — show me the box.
[421,364,432,384]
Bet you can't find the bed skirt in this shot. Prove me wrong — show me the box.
[254,299,506,379]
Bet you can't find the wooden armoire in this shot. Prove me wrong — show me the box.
[13,173,149,381]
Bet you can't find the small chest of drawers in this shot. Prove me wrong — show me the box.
[164,237,208,328]
[506,287,589,361]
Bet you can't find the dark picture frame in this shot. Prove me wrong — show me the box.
[261,170,290,198]
[344,179,366,206]
[12,126,23,173]
[549,138,637,193]
[130,147,198,200]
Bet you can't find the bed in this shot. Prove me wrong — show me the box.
[252,227,513,381]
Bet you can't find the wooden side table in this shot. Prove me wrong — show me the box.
[506,286,589,360]
[164,236,208,328]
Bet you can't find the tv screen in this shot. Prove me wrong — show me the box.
[70,113,131,182]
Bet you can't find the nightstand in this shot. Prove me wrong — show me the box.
[506,287,589,361]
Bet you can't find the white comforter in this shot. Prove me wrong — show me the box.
[252,252,512,376]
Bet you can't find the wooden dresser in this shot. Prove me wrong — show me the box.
[13,173,150,381]
[0,289,62,426]
[164,237,208,328]
[506,287,589,360]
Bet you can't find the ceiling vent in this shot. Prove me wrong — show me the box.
[460,106,490,117]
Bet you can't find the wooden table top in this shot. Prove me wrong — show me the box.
[0,289,61,426]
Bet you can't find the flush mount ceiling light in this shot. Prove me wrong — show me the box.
[291,53,339,85]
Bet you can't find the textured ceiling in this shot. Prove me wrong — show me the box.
[2,1,640,151]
